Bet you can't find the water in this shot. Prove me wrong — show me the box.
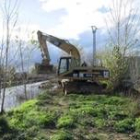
[0,81,47,111]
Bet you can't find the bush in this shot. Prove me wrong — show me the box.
[132,132,140,140]
[115,118,134,133]
[57,115,75,128]
[37,92,52,101]
[26,126,39,138]
[16,132,31,140]
[79,117,94,127]
[2,133,14,140]
[37,112,56,128]
[70,106,97,117]
[51,130,73,140]
[23,110,56,129]
[0,116,11,135]
[19,99,38,112]
[104,96,127,105]
[0,116,19,140]
[79,105,107,118]
[135,118,140,132]
[7,98,57,129]
[94,118,106,129]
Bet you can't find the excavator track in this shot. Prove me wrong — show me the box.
[63,81,107,95]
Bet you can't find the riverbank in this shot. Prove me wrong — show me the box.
[0,74,51,88]
[1,90,140,140]
[0,81,47,111]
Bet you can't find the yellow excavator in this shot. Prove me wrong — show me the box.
[36,30,109,94]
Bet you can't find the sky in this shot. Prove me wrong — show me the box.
[21,0,109,38]
[0,0,140,70]
[22,0,113,41]
[18,0,112,65]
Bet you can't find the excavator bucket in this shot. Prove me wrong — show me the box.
[35,63,53,74]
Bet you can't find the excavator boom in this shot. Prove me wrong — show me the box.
[37,31,81,61]
[37,31,51,64]
[36,30,81,74]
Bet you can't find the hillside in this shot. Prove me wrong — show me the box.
[1,91,140,140]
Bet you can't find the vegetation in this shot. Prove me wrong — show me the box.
[0,90,140,139]
[98,0,140,91]
[0,0,139,139]
[0,0,39,113]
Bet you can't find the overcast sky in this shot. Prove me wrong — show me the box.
[0,0,140,69]
[21,0,114,64]
[20,0,112,41]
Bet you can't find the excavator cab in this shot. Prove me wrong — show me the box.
[58,56,80,75]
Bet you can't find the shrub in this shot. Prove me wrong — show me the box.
[26,126,39,137]
[8,110,56,130]
[78,105,107,118]
[38,112,56,128]
[115,118,134,133]
[79,117,94,127]
[19,99,38,112]
[80,106,95,116]
[37,92,52,101]
[135,118,140,132]
[57,115,75,128]
[70,106,96,117]
[51,130,73,140]
[104,96,127,105]
[16,132,31,140]
[94,118,106,129]
[2,133,14,140]
[132,132,140,140]
[0,116,11,135]
[113,112,128,120]
[0,116,19,140]
[24,111,56,128]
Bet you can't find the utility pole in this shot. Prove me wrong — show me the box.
[91,26,97,66]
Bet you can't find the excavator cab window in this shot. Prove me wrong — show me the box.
[58,57,72,75]
[59,58,67,74]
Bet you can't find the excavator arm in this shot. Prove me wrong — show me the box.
[37,30,81,61]
[37,31,50,65]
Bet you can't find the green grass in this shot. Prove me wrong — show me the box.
[1,91,140,140]
[57,115,75,128]
[50,130,73,140]
[115,118,135,133]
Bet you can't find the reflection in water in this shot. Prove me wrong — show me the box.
[0,81,46,111]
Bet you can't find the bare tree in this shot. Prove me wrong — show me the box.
[18,38,28,99]
[0,0,19,113]
[106,0,140,53]
[0,0,39,112]
[103,0,140,90]
[16,30,37,100]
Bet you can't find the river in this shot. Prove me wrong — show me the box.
[0,81,47,111]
